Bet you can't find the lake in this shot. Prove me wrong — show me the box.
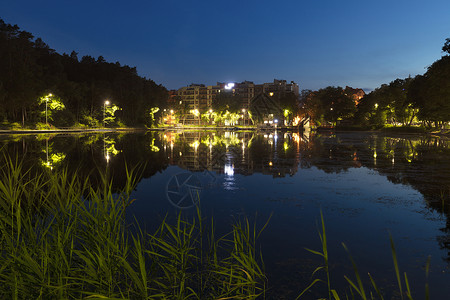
[1,129,449,298]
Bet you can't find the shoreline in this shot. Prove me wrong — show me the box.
[0,125,297,135]
[0,126,448,138]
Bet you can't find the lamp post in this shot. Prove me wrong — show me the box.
[103,100,110,127]
[46,93,52,125]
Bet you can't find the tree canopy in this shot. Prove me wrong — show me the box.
[0,18,167,128]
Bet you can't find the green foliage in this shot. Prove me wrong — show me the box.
[0,18,168,128]
[104,104,121,126]
[213,91,241,114]
[279,92,300,124]
[298,212,432,299]
[0,155,266,299]
[80,114,101,128]
[0,121,23,130]
[35,122,51,130]
[303,87,356,126]
[148,107,160,127]
[357,78,417,127]
[408,56,450,127]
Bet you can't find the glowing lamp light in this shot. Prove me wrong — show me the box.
[224,164,234,176]
[225,83,235,90]
[105,100,110,105]
[274,119,278,123]
[269,92,274,96]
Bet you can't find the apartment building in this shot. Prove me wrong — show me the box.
[173,79,300,125]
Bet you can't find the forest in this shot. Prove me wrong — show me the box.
[300,38,450,129]
[0,18,168,129]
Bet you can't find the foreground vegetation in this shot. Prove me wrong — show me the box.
[298,212,431,300]
[0,149,439,299]
[0,157,265,299]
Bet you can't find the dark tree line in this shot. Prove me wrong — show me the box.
[355,39,450,129]
[299,39,450,129]
[0,18,168,128]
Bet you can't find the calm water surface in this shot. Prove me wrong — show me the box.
[2,130,450,298]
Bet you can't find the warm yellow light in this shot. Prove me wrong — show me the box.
[269,161,273,166]
[48,93,53,97]
[170,109,174,114]
[105,100,110,105]
[269,92,274,96]
[190,140,200,149]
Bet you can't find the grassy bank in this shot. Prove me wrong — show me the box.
[0,158,265,299]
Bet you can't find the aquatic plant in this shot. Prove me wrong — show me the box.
[298,211,431,300]
[0,155,266,299]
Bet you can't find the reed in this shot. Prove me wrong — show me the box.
[0,155,266,299]
[298,211,432,300]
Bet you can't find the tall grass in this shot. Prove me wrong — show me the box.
[298,211,431,300]
[0,156,266,299]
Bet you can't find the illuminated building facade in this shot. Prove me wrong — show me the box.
[173,79,300,125]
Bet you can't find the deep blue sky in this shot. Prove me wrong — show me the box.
[2,0,449,91]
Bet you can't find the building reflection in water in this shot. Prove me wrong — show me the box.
[160,130,309,179]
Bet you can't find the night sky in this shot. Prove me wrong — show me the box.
[2,0,450,92]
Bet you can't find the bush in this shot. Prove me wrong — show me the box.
[80,115,100,128]
[8,122,23,130]
[35,122,51,130]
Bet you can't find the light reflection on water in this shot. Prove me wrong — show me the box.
[1,130,450,298]
[135,130,450,299]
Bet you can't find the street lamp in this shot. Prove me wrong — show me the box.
[104,100,110,127]
[46,93,52,124]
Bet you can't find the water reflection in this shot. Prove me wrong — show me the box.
[1,130,450,297]
[1,130,448,215]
